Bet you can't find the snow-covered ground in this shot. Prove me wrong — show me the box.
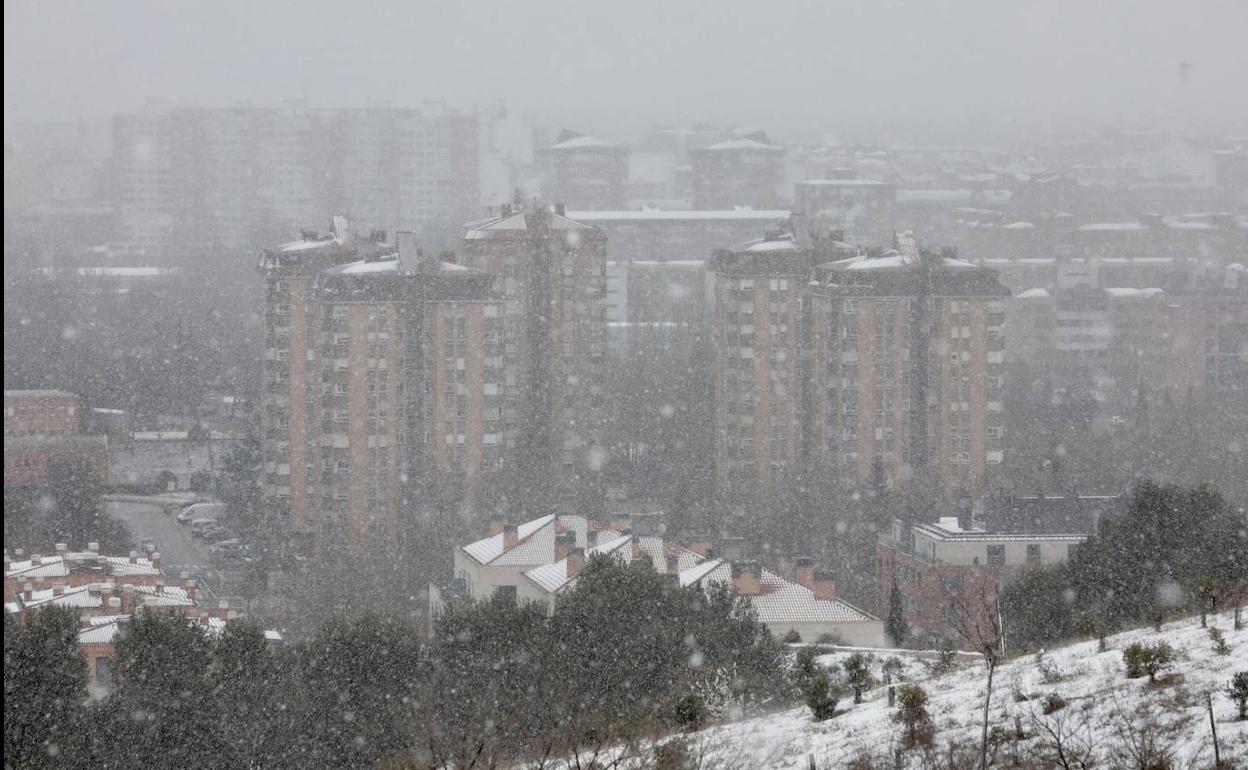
[665,610,1248,769]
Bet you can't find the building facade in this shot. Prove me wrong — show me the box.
[111,102,480,259]
[876,517,1087,648]
[690,138,786,210]
[459,206,609,515]
[709,233,823,499]
[536,134,630,210]
[258,222,500,553]
[804,241,1010,502]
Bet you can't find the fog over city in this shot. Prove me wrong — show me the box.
[4,2,1248,769]
[6,0,1248,136]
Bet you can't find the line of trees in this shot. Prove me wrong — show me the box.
[4,556,794,770]
[1001,481,1248,652]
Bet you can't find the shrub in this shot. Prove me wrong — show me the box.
[1208,627,1231,656]
[843,652,877,704]
[653,738,694,770]
[1229,672,1248,721]
[791,646,821,691]
[930,639,959,675]
[1122,641,1175,683]
[1040,692,1067,715]
[892,683,932,747]
[816,632,845,646]
[804,669,841,721]
[781,629,802,644]
[671,693,710,732]
[189,470,215,493]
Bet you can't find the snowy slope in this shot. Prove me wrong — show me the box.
[668,610,1248,769]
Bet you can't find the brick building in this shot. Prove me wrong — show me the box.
[3,390,107,487]
[876,517,1087,648]
[257,219,501,553]
[536,133,630,210]
[458,205,608,515]
[690,138,786,210]
[803,237,1010,502]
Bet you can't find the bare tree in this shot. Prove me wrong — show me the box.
[1107,690,1192,770]
[1028,705,1097,770]
[944,584,1004,770]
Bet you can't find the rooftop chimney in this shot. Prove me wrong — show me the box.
[87,542,99,553]
[555,531,576,562]
[665,553,680,574]
[151,553,161,567]
[501,203,513,218]
[586,529,599,549]
[31,554,42,566]
[794,556,816,590]
[486,512,507,537]
[731,561,762,596]
[55,543,68,553]
[554,203,567,217]
[502,523,519,551]
[369,229,387,244]
[396,230,421,274]
[812,569,837,601]
[566,546,585,578]
[22,584,34,601]
[108,596,122,609]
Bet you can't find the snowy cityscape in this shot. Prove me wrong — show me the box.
[4,1,1248,768]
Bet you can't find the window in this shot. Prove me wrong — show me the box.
[987,545,1006,566]
[940,575,964,596]
[1026,544,1042,566]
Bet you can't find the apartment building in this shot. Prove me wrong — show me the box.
[794,179,895,250]
[258,220,501,553]
[804,240,1010,502]
[3,390,108,487]
[536,133,630,210]
[690,138,787,210]
[458,205,608,515]
[709,232,828,499]
[111,102,479,259]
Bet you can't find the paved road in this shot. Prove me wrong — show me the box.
[105,499,219,579]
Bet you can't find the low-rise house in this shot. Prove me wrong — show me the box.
[877,517,1089,648]
[434,513,885,646]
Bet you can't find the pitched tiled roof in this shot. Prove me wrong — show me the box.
[679,560,879,625]
[5,552,161,580]
[462,514,557,565]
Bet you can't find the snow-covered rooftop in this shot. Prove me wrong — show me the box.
[680,559,879,626]
[703,138,783,152]
[567,208,790,221]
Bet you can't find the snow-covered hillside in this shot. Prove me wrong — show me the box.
[671,610,1248,769]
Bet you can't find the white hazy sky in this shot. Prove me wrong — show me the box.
[5,0,1247,139]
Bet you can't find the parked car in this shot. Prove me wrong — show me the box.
[190,518,224,539]
[177,502,226,525]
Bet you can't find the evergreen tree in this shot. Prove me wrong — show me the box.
[843,652,876,704]
[885,579,908,647]
[4,607,87,768]
[297,613,423,768]
[107,611,224,769]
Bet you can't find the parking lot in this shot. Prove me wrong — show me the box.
[104,497,222,582]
